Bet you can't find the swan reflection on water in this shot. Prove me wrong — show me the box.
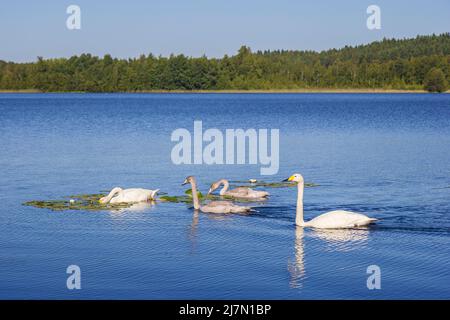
[288,227,370,288]
[311,228,370,251]
[109,201,157,215]
[185,205,371,289]
[187,209,237,253]
[288,227,305,288]
[188,210,200,252]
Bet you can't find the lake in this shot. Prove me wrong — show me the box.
[0,93,449,299]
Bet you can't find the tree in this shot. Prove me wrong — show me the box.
[0,33,449,92]
[424,68,448,92]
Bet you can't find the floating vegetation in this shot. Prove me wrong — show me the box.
[24,180,319,210]
[137,180,318,205]
[23,193,134,211]
[160,188,219,203]
[159,195,192,204]
[184,188,204,198]
[159,189,199,203]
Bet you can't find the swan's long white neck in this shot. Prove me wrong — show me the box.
[219,179,229,195]
[190,179,201,210]
[296,182,305,227]
[104,187,122,203]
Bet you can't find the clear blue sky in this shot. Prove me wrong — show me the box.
[1,0,449,62]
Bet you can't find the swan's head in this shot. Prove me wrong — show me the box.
[99,196,107,204]
[182,176,195,186]
[150,189,160,200]
[284,173,304,183]
[207,181,221,195]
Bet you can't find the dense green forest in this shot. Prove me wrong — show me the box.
[1,33,449,92]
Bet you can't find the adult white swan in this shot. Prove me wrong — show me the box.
[207,179,269,199]
[182,176,252,214]
[99,187,160,204]
[284,173,377,229]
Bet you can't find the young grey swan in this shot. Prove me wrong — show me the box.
[207,179,269,199]
[182,176,252,214]
[284,173,377,229]
[99,187,159,204]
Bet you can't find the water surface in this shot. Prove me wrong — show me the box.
[0,93,449,299]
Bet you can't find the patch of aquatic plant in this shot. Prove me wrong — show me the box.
[65,193,105,200]
[159,195,191,203]
[159,189,235,204]
[229,180,319,188]
[23,193,133,211]
[159,189,203,203]
[184,188,204,198]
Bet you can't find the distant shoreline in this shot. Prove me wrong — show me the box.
[1,88,447,94]
[2,34,448,94]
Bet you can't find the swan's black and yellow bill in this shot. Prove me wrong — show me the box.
[182,176,193,186]
[283,175,295,182]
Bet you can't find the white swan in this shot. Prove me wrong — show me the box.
[284,173,377,229]
[182,176,252,214]
[207,179,269,199]
[99,187,160,204]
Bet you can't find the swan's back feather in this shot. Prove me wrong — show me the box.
[226,187,269,199]
[201,200,252,214]
[109,188,159,203]
[305,210,376,229]
[206,200,234,207]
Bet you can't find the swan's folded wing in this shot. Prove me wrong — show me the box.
[307,210,376,228]
[207,200,234,207]
[228,187,251,196]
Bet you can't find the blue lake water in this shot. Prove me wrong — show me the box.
[0,93,449,299]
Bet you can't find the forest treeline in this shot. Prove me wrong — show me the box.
[0,33,449,92]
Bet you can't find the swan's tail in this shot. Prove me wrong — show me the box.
[357,217,378,227]
[150,189,160,200]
